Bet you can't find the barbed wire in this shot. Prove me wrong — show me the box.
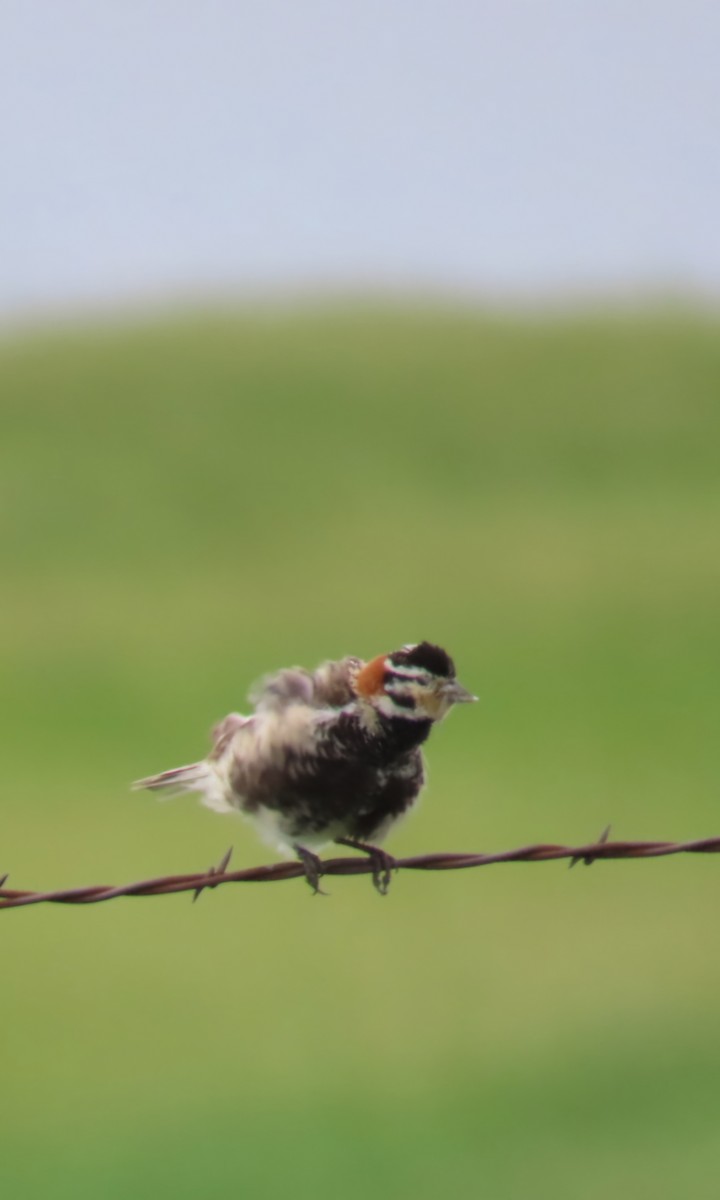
[2,831,720,909]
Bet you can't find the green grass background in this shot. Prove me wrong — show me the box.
[2,305,719,1197]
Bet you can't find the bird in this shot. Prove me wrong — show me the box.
[133,641,476,894]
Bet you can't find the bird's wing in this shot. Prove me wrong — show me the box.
[209,712,254,758]
[308,656,364,707]
[249,656,364,713]
[248,668,316,713]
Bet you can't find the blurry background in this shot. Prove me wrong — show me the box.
[2,4,720,1199]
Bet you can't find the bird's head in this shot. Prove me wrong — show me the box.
[354,642,476,722]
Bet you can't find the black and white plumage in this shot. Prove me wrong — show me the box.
[133,642,476,893]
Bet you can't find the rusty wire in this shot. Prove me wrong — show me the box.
[2,832,720,909]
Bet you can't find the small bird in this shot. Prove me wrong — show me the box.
[133,642,476,894]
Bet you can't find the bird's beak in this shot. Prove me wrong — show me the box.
[443,680,478,704]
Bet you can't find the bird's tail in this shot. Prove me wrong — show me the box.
[133,762,210,794]
[132,761,233,813]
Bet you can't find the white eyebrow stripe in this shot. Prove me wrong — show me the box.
[374,693,427,720]
[387,663,429,679]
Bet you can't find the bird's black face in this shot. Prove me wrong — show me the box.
[356,641,477,721]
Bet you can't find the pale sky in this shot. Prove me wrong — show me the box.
[1,1,718,318]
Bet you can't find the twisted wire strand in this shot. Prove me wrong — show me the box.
[2,834,720,910]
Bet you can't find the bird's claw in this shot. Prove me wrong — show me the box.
[294,845,328,895]
[336,838,397,895]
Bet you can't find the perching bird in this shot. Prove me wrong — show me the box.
[133,642,476,894]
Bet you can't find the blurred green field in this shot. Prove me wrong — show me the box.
[2,305,720,1198]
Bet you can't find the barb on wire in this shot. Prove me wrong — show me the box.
[569,824,611,868]
[2,833,720,910]
[192,846,233,903]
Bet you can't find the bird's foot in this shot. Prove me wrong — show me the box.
[293,845,327,895]
[335,838,397,896]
